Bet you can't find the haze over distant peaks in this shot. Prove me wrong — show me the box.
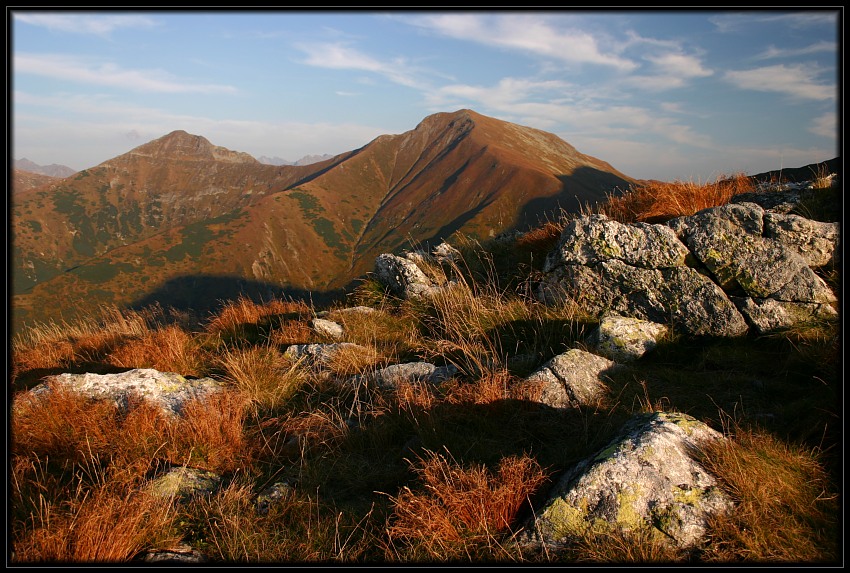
[258,154,335,166]
[14,158,77,178]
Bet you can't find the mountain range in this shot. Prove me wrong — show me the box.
[11,109,638,332]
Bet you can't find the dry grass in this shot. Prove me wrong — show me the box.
[600,173,755,224]
[698,425,839,563]
[205,295,309,337]
[218,344,306,411]
[11,479,179,564]
[106,324,210,377]
[11,383,120,462]
[385,449,548,561]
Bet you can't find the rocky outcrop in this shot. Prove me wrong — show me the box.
[537,193,838,337]
[18,368,224,418]
[522,411,732,553]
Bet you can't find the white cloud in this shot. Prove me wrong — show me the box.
[808,112,837,139]
[13,12,158,36]
[724,63,835,101]
[296,42,424,89]
[753,41,838,61]
[14,53,237,94]
[710,12,838,34]
[407,13,638,71]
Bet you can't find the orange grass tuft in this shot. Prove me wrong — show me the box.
[385,449,548,560]
[106,324,209,377]
[601,173,755,224]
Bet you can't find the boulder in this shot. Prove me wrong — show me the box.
[523,349,621,409]
[522,412,732,553]
[23,368,224,418]
[588,314,668,362]
[374,253,445,299]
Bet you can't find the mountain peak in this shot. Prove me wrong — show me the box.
[125,130,259,164]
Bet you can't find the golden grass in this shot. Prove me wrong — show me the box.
[205,295,309,336]
[11,383,120,462]
[218,344,306,411]
[385,449,547,561]
[600,173,755,224]
[11,483,179,563]
[106,324,210,377]
[698,426,839,563]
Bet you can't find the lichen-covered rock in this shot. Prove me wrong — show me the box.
[589,314,668,362]
[763,212,840,268]
[539,260,749,338]
[374,253,443,299]
[147,466,221,502]
[543,214,689,271]
[521,412,732,553]
[732,296,838,334]
[23,368,223,417]
[669,203,835,304]
[140,543,209,564]
[347,361,459,390]
[523,349,621,408]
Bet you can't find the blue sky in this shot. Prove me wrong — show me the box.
[10,9,840,182]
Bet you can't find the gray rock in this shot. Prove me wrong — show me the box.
[141,543,209,564]
[23,368,224,417]
[522,411,732,553]
[670,203,832,302]
[312,317,344,340]
[589,314,668,362]
[524,349,621,408]
[284,343,370,368]
[360,361,459,389]
[374,253,443,299]
[732,296,838,334]
[543,214,689,271]
[255,481,295,515]
[539,260,749,338]
[764,212,840,268]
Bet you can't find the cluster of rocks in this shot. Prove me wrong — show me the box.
[12,176,839,560]
[537,194,837,338]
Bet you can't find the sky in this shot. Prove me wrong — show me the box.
[9,8,841,182]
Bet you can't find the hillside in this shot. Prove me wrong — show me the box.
[11,109,635,333]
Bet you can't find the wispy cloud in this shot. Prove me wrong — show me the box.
[14,53,237,94]
[710,11,838,34]
[13,12,158,36]
[623,52,713,92]
[406,13,638,71]
[724,63,835,101]
[296,42,425,89]
[809,112,836,139]
[752,41,837,60]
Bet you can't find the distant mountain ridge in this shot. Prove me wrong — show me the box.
[11,109,637,332]
[14,158,77,178]
[258,154,335,166]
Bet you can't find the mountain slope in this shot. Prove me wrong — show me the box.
[11,110,635,331]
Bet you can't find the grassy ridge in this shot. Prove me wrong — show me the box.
[9,174,841,564]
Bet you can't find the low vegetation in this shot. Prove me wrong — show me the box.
[9,173,840,564]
